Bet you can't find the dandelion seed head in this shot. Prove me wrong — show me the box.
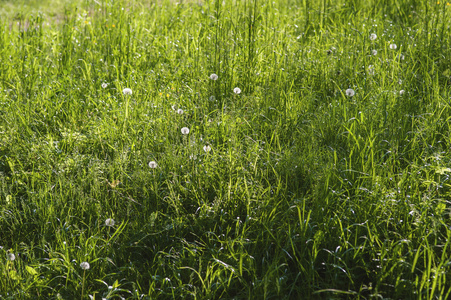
[372,49,378,56]
[370,33,377,41]
[203,145,211,152]
[105,218,115,227]
[122,88,132,95]
[209,95,216,101]
[399,90,405,95]
[181,127,190,135]
[7,253,15,261]
[101,83,108,89]
[177,109,184,115]
[80,262,90,270]
[345,89,355,97]
[148,161,158,169]
[389,43,397,50]
[233,87,241,94]
[209,73,218,80]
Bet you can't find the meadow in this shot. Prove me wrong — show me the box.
[1,0,451,298]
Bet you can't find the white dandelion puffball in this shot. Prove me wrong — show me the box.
[210,73,218,80]
[345,89,355,97]
[105,218,115,227]
[369,33,377,41]
[148,161,158,169]
[372,49,377,56]
[101,83,108,89]
[233,87,241,94]
[389,44,397,50]
[80,262,90,270]
[203,145,211,152]
[181,127,190,135]
[122,88,132,95]
[399,90,405,95]
[7,253,16,261]
[177,109,184,115]
[209,95,216,101]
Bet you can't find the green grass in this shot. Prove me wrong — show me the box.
[1,0,451,298]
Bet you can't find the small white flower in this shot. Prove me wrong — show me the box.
[7,253,15,261]
[369,33,377,41]
[148,161,158,169]
[233,87,241,94]
[372,49,377,56]
[122,88,132,95]
[101,83,108,89]
[105,218,115,227]
[399,90,405,95]
[181,127,190,135]
[345,89,355,97]
[210,73,218,80]
[389,44,397,50]
[177,109,183,115]
[80,262,90,270]
[203,145,211,152]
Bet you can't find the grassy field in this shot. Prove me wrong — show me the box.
[1,0,451,298]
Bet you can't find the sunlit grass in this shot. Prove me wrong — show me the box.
[1,0,451,298]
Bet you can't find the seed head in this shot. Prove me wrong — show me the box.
[389,44,397,50]
[233,87,241,94]
[7,253,15,261]
[148,161,158,169]
[80,262,90,270]
[101,83,108,89]
[369,33,377,41]
[372,49,378,56]
[345,89,355,97]
[181,127,190,135]
[203,145,211,152]
[177,109,184,115]
[210,73,218,80]
[122,88,132,95]
[105,218,115,227]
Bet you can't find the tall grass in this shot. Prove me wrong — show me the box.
[1,0,451,298]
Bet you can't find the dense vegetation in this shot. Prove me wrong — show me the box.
[1,0,451,298]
